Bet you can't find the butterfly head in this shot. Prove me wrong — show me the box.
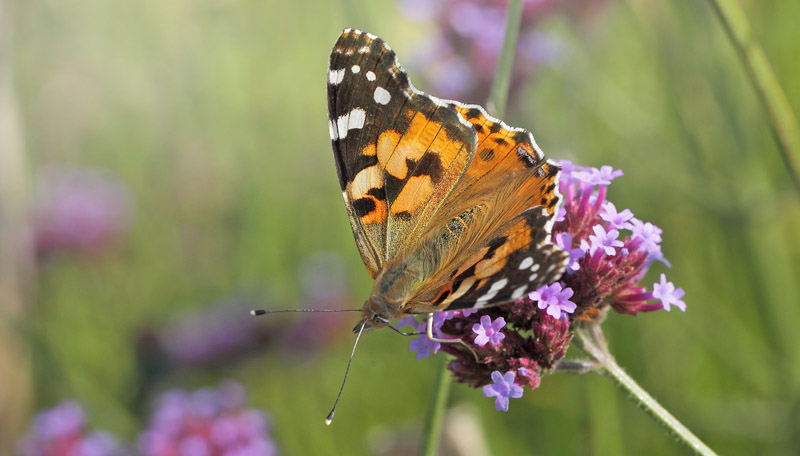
[352,293,394,332]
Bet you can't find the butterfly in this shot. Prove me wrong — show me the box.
[327,28,567,335]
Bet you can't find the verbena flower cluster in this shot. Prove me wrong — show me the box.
[33,165,130,259]
[403,161,686,411]
[17,382,279,456]
[16,400,126,456]
[138,381,278,456]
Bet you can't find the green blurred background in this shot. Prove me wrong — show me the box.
[1,0,799,454]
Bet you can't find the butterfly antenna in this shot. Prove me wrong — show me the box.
[325,318,367,426]
[250,308,362,316]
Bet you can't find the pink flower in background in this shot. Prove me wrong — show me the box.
[33,165,130,258]
[399,0,612,104]
[16,400,126,456]
[137,381,278,456]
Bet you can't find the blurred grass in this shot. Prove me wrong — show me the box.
[4,0,800,454]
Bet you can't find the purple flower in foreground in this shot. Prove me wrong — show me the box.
[555,232,585,271]
[529,283,577,318]
[482,371,524,412]
[471,315,506,346]
[600,201,634,230]
[573,165,623,186]
[16,400,125,456]
[588,225,624,256]
[406,159,686,414]
[652,274,686,312]
[401,318,442,360]
[137,381,278,456]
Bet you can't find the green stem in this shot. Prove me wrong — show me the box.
[575,326,718,456]
[487,0,523,117]
[706,0,800,195]
[418,3,523,454]
[420,356,452,456]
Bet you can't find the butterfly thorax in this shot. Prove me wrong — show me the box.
[355,252,430,331]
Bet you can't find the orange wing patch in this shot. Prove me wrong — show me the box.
[450,105,561,218]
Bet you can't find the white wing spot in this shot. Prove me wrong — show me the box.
[511,285,527,300]
[335,108,367,140]
[328,119,338,140]
[529,273,538,282]
[373,87,391,105]
[358,46,371,54]
[366,71,376,81]
[328,68,345,85]
[518,257,534,270]
[351,65,360,74]
[530,263,540,272]
[490,278,508,292]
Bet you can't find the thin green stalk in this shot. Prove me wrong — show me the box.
[575,325,718,456]
[418,3,523,454]
[487,0,523,117]
[420,356,452,456]
[706,0,800,195]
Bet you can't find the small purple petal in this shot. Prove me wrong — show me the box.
[652,274,687,312]
[471,315,506,346]
[482,370,524,412]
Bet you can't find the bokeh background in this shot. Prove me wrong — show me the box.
[1,0,799,454]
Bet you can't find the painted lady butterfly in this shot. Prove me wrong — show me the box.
[327,29,567,334]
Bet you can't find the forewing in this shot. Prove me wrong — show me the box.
[328,29,477,277]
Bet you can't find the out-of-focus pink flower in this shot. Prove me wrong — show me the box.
[16,400,126,456]
[137,381,279,456]
[33,165,130,259]
[399,0,614,104]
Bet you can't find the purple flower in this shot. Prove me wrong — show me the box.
[460,308,478,317]
[600,201,634,230]
[471,315,506,346]
[137,381,278,456]
[482,370,524,412]
[573,165,623,186]
[588,224,624,256]
[16,400,125,456]
[555,232,585,271]
[33,165,130,258]
[652,274,687,312]
[529,283,577,318]
[402,318,442,360]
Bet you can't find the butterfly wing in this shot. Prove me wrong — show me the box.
[405,207,567,314]
[328,29,478,278]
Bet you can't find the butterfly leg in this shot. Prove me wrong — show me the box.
[426,313,481,363]
[386,325,424,337]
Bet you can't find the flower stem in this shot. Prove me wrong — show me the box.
[487,0,522,117]
[705,0,800,196]
[575,325,718,456]
[420,355,451,456]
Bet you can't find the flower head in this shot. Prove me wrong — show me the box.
[600,202,634,230]
[652,274,686,312]
[529,283,577,318]
[588,224,624,256]
[402,159,686,413]
[137,381,278,456]
[471,315,506,346]
[16,400,125,456]
[555,232,585,272]
[33,165,130,259]
[482,370,524,412]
